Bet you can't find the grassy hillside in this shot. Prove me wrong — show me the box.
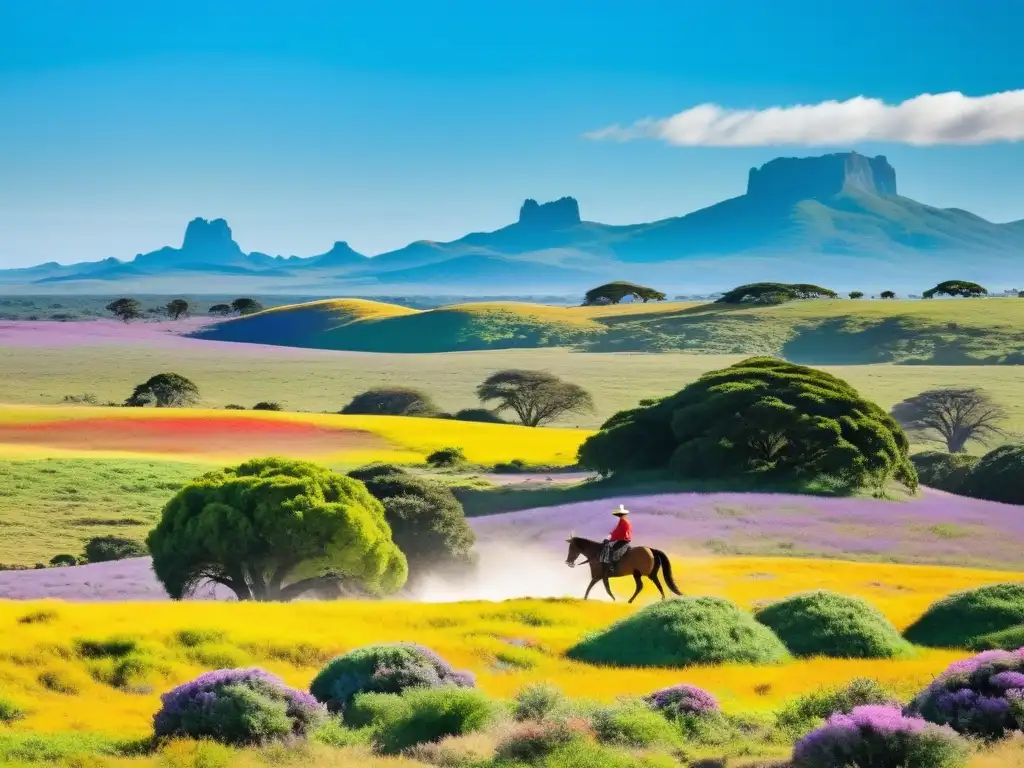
[194,297,1024,362]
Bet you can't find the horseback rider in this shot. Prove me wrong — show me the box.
[600,504,632,575]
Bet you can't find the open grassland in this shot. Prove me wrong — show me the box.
[193,296,1024,363]
[1,331,1022,440]
[0,557,1017,738]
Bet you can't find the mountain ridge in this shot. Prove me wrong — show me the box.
[4,151,1023,293]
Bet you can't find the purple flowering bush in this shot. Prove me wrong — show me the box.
[153,667,326,746]
[643,683,720,720]
[908,648,1024,739]
[309,643,475,718]
[792,705,968,768]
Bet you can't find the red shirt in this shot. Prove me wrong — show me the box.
[609,517,632,542]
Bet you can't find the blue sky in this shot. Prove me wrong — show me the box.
[1,0,1022,266]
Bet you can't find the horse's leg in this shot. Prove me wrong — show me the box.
[583,577,599,600]
[602,576,615,601]
[628,571,643,604]
[649,570,666,600]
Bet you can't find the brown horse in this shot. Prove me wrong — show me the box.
[564,536,682,603]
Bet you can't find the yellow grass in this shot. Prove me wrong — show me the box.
[0,405,591,467]
[1,556,1017,739]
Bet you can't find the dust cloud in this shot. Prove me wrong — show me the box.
[407,542,600,603]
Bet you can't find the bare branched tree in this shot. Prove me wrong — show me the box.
[477,370,594,427]
[890,388,1007,453]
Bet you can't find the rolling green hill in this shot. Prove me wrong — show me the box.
[193,296,1024,363]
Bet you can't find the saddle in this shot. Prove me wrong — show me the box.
[599,542,632,573]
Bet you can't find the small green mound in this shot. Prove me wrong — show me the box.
[967,624,1024,651]
[566,597,789,668]
[903,582,1024,648]
[910,451,979,493]
[755,591,912,659]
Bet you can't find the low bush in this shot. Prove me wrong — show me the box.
[153,667,326,746]
[309,643,475,717]
[344,692,409,729]
[960,443,1024,505]
[371,687,498,755]
[340,387,440,417]
[83,535,147,563]
[903,582,1024,648]
[495,717,592,762]
[755,591,911,659]
[452,408,506,424]
[426,447,468,468]
[791,706,968,768]
[347,463,409,483]
[37,668,83,695]
[223,404,246,410]
[252,401,282,411]
[567,597,789,667]
[0,697,26,724]
[970,625,1024,651]
[592,701,681,749]
[907,648,1024,739]
[513,682,568,722]
[911,451,979,493]
[48,554,79,567]
[775,678,898,738]
[643,683,720,719]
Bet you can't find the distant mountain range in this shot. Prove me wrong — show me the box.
[3,151,1023,295]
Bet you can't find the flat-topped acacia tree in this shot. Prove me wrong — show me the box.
[922,280,988,298]
[583,281,666,305]
[147,457,407,601]
[715,283,838,304]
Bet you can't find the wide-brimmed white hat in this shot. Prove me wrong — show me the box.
[612,504,629,516]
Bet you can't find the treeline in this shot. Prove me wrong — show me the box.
[105,297,264,322]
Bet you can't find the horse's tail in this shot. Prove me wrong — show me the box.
[652,549,682,595]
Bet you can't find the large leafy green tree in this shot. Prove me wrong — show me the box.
[352,467,476,586]
[165,299,191,320]
[147,458,407,601]
[477,370,593,427]
[578,357,916,491]
[923,280,988,299]
[231,298,264,315]
[125,373,200,407]
[583,281,666,305]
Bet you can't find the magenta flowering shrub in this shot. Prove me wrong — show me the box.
[153,667,326,745]
[792,705,968,768]
[643,684,720,719]
[309,643,475,717]
[908,648,1024,739]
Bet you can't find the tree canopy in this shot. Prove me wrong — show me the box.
[848,291,864,299]
[208,304,233,316]
[353,469,476,586]
[231,298,264,315]
[715,283,837,305]
[959,443,1024,506]
[106,298,144,323]
[578,357,916,491]
[125,373,200,407]
[583,281,666,306]
[147,457,407,601]
[165,299,191,320]
[880,290,896,299]
[476,370,593,427]
[891,388,1006,453]
[923,280,988,299]
[340,387,439,417]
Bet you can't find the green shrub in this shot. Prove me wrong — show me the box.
[346,463,409,482]
[340,387,439,417]
[960,443,1024,504]
[591,701,681,748]
[309,643,475,717]
[251,401,282,411]
[48,554,79,567]
[371,687,497,755]
[903,582,1024,647]
[426,447,468,468]
[83,535,147,563]
[495,717,592,763]
[344,692,409,729]
[968,624,1024,651]
[567,597,789,668]
[911,451,979,492]
[755,591,911,659]
[174,629,227,648]
[37,669,82,695]
[453,408,506,424]
[0,697,26,724]
[513,682,568,722]
[75,636,140,659]
[223,404,246,410]
[775,679,898,738]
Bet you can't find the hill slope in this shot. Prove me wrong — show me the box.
[193,296,1024,363]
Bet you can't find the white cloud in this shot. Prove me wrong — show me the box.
[584,91,1024,146]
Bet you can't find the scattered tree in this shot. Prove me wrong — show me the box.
[426,447,467,468]
[923,280,988,299]
[848,291,864,299]
[583,281,666,306]
[231,298,263,315]
[224,404,246,410]
[83,535,147,563]
[578,357,916,491]
[880,290,896,299]
[252,401,283,411]
[715,283,838,305]
[125,373,200,407]
[49,554,79,567]
[208,304,233,317]
[165,299,191,320]
[106,298,144,323]
[340,387,439,417]
[354,470,476,586]
[148,457,407,601]
[891,388,1007,454]
[476,370,594,427]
